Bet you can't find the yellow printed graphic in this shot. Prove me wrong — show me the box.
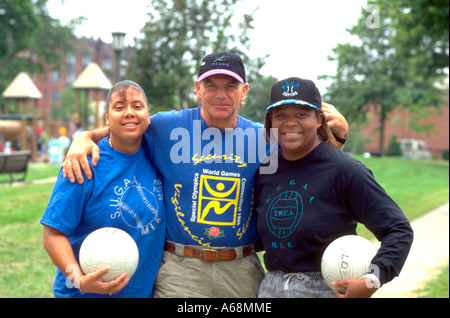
[198,175,240,226]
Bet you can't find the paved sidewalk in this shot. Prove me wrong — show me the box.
[375,202,449,298]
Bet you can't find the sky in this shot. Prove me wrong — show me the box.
[46,0,368,93]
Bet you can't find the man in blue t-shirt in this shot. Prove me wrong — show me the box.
[62,52,349,297]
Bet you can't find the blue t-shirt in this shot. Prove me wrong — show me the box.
[41,138,165,298]
[144,107,271,248]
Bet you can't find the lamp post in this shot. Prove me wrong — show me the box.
[111,32,126,83]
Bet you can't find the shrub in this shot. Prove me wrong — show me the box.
[384,135,402,157]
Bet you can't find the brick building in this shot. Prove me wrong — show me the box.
[360,93,449,159]
[32,36,116,115]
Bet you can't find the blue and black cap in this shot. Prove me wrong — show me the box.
[267,77,322,110]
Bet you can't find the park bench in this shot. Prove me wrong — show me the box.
[0,150,32,183]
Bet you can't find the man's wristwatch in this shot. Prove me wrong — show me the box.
[333,134,348,145]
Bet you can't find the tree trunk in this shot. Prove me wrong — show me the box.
[378,104,386,156]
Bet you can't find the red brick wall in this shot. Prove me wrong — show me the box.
[361,96,449,158]
[33,37,115,116]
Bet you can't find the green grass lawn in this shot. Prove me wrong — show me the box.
[355,155,449,220]
[353,155,449,239]
[0,164,61,297]
[0,158,448,298]
[419,265,449,298]
[418,265,449,298]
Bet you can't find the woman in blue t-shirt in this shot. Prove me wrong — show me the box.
[41,81,165,297]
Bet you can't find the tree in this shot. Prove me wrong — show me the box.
[0,0,39,68]
[0,0,76,94]
[377,0,449,80]
[322,1,448,155]
[239,74,277,124]
[127,0,265,112]
[33,0,78,72]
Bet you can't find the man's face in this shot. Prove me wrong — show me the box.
[195,74,249,129]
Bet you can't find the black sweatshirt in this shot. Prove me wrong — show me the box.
[255,142,414,285]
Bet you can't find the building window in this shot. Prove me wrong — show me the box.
[51,70,60,82]
[67,52,76,66]
[66,70,76,85]
[103,57,112,70]
[82,54,91,68]
[51,90,60,102]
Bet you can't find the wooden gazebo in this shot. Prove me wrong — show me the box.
[1,72,42,161]
[72,62,112,129]
[1,72,42,115]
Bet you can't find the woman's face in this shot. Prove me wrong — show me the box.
[105,87,150,152]
[271,104,323,161]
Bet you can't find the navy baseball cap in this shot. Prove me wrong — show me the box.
[197,51,246,83]
[267,77,322,110]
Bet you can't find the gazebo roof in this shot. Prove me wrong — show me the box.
[72,62,112,90]
[1,72,42,100]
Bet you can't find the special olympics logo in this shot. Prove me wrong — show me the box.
[197,175,240,226]
[266,191,303,238]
